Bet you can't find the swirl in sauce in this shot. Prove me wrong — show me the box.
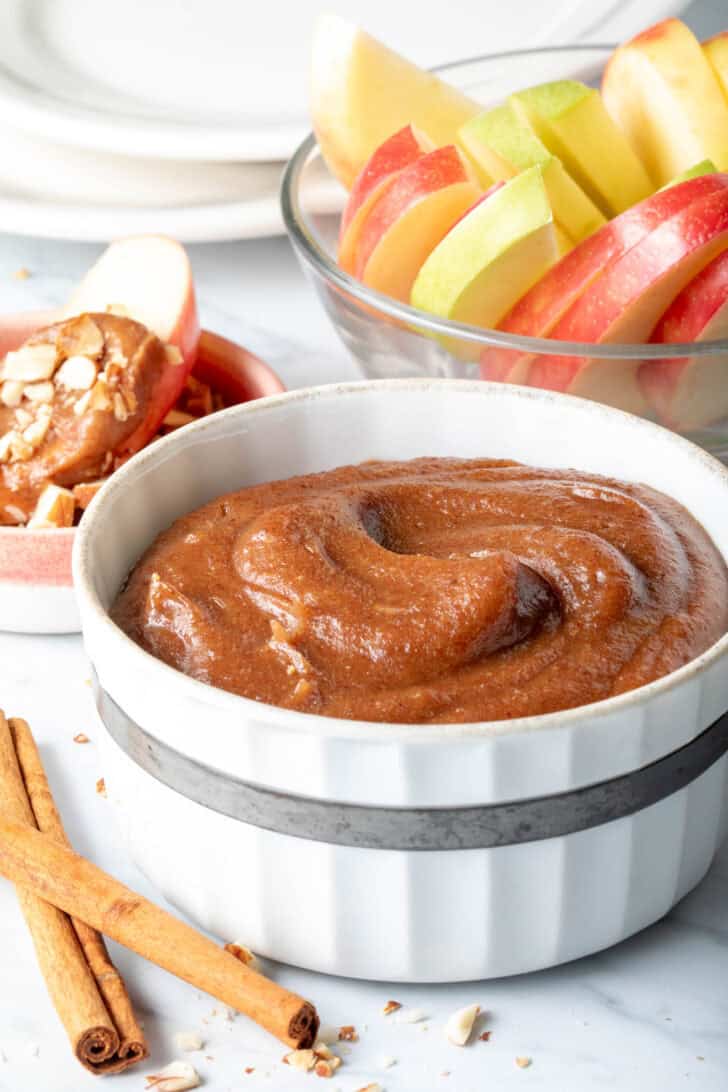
[112,458,728,723]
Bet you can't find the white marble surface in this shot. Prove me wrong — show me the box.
[0,231,727,1092]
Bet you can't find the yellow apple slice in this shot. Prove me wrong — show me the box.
[509,81,653,216]
[602,19,728,187]
[311,13,481,189]
[458,104,605,245]
[704,31,728,99]
[355,146,481,302]
[410,166,559,356]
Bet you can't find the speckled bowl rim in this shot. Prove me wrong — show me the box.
[74,378,728,743]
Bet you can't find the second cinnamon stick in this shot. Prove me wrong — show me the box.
[0,812,318,1049]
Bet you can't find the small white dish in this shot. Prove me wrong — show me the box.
[74,380,728,981]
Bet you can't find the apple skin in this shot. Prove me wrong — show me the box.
[410,166,558,356]
[509,81,652,216]
[480,173,728,384]
[311,13,480,189]
[640,249,728,429]
[602,19,728,187]
[353,146,481,302]
[525,186,728,413]
[339,125,432,274]
[64,235,200,454]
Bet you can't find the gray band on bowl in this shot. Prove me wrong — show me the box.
[94,680,728,851]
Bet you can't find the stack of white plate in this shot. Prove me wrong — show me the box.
[0,0,686,242]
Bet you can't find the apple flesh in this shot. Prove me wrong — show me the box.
[311,13,480,189]
[704,30,728,99]
[64,235,200,454]
[526,185,728,413]
[339,125,433,274]
[480,173,728,384]
[658,159,716,191]
[509,81,652,216]
[640,249,728,430]
[354,146,481,302]
[410,166,558,352]
[602,19,728,187]
[458,104,605,245]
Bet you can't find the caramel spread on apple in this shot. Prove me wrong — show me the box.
[112,458,728,723]
[0,313,180,525]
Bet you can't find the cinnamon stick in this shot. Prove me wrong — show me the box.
[0,712,147,1074]
[0,764,318,1050]
[8,717,147,1069]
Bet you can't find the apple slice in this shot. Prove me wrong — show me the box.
[526,186,728,413]
[64,236,200,453]
[65,236,200,367]
[509,81,652,216]
[640,250,728,430]
[354,146,481,302]
[338,125,433,274]
[311,13,481,189]
[602,19,728,187]
[480,173,728,384]
[704,30,728,99]
[458,104,605,245]
[410,166,558,353]
[658,159,716,191]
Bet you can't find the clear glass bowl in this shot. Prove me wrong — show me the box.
[281,45,728,461]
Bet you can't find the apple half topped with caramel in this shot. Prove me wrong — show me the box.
[312,15,728,429]
[0,237,282,530]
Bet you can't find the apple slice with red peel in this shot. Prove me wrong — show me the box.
[480,174,728,385]
[640,250,728,429]
[339,125,433,274]
[525,186,728,413]
[64,235,200,449]
[65,235,200,367]
[354,146,481,302]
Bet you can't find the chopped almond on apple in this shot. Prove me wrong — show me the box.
[27,484,75,529]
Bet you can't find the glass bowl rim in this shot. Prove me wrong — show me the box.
[280,43,728,361]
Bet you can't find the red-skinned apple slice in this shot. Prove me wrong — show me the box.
[64,235,200,451]
[480,174,728,385]
[339,125,433,273]
[525,187,728,413]
[353,145,481,301]
[640,249,728,429]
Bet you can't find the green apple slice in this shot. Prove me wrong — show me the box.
[410,165,559,354]
[458,104,605,245]
[509,81,653,216]
[658,159,717,191]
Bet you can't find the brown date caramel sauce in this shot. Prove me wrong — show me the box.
[112,458,728,724]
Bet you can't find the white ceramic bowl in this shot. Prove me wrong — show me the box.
[73,381,728,981]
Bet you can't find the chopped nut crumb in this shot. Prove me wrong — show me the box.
[355,1085,381,1092]
[224,941,260,972]
[145,1060,201,1090]
[515,1056,532,1069]
[396,1007,427,1024]
[445,1003,480,1046]
[12,267,30,280]
[244,1067,254,1074]
[173,1031,204,1052]
[314,1060,335,1078]
[27,484,75,529]
[96,777,107,797]
[1,380,23,407]
[338,1026,358,1042]
[479,1030,492,1042]
[23,381,55,404]
[55,354,97,392]
[382,1000,402,1016]
[2,344,57,382]
[283,1049,316,1072]
[73,733,90,744]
